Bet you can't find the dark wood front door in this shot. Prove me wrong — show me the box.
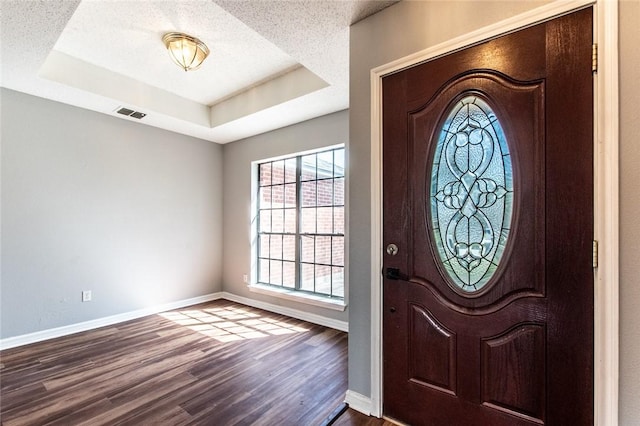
[382,9,593,426]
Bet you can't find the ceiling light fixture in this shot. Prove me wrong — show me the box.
[162,32,210,72]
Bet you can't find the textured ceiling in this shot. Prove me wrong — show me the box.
[0,0,398,144]
[54,0,298,106]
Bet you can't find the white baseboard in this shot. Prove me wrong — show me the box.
[220,292,348,332]
[0,293,223,350]
[345,390,372,416]
[0,291,349,351]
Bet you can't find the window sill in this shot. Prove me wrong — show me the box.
[248,284,347,311]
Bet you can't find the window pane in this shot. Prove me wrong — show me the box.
[259,234,270,259]
[260,186,272,209]
[283,261,295,288]
[301,235,314,263]
[259,163,272,186]
[284,158,297,183]
[317,179,333,207]
[272,160,285,185]
[315,265,332,295]
[317,151,334,179]
[334,178,344,206]
[334,206,344,234]
[332,267,344,297]
[317,207,333,234]
[259,259,269,283]
[260,210,271,233]
[270,235,282,260]
[283,235,295,261]
[270,260,282,285]
[430,96,513,292]
[301,154,316,181]
[332,236,344,266]
[301,208,316,234]
[284,183,297,208]
[272,209,284,233]
[334,149,345,177]
[272,185,284,209]
[316,236,331,265]
[301,263,314,292]
[301,181,316,207]
[284,209,296,234]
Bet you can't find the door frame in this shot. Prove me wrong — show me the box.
[369,0,619,424]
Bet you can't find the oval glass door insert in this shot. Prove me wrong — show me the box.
[430,95,513,292]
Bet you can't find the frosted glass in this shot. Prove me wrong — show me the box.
[430,96,513,292]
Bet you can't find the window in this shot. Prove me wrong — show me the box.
[430,96,513,292]
[255,147,345,301]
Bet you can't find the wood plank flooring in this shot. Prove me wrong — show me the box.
[332,409,398,426]
[0,300,349,425]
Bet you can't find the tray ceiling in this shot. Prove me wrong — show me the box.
[0,0,397,143]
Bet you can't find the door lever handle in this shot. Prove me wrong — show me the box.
[384,267,408,281]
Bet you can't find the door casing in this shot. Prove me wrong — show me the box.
[367,0,619,424]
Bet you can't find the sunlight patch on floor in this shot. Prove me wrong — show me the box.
[160,306,309,343]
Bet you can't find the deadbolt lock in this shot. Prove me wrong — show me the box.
[386,243,399,256]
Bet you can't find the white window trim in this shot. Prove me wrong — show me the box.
[248,283,347,311]
[368,0,618,424]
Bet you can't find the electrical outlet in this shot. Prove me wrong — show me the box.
[243,274,248,283]
[82,290,92,302]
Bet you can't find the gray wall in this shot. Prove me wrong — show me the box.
[1,89,223,339]
[221,110,348,323]
[619,0,640,423]
[348,0,551,398]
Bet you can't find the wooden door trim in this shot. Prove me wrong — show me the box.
[368,1,619,424]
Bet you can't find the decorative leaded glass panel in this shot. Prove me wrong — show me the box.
[430,96,513,292]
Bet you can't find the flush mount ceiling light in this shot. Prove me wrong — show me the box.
[162,32,210,71]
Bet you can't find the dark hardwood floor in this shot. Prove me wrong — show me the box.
[332,409,398,426]
[0,300,350,425]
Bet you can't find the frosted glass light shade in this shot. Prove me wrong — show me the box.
[162,32,209,71]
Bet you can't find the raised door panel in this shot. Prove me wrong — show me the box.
[482,324,546,423]
[408,304,456,394]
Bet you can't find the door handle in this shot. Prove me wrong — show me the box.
[384,267,408,281]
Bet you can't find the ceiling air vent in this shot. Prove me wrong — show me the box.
[116,107,146,120]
